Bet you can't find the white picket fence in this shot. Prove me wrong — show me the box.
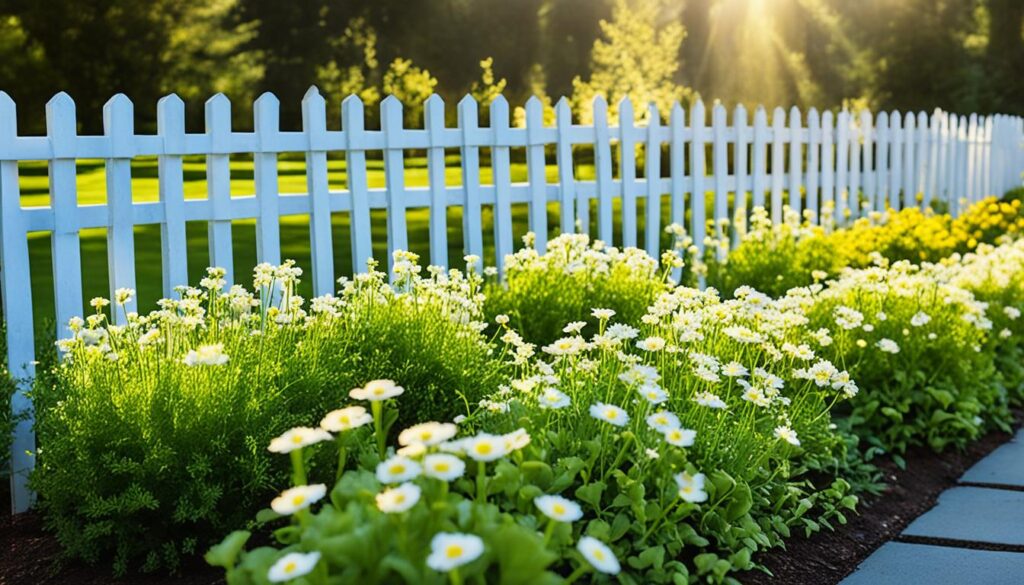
[3,88,1023,512]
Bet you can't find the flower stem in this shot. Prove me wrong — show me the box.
[335,444,348,485]
[290,449,307,486]
[371,401,386,459]
[449,568,463,585]
[564,565,589,585]
[476,460,487,503]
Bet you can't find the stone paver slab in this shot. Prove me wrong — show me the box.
[902,486,1024,545]
[960,429,1024,487]
[841,542,1024,585]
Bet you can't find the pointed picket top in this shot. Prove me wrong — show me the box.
[772,106,786,123]
[647,102,660,125]
[381,95,404,138]
[618,96,634,123]
[691,98,706,124]
[754,104,767,125]
[671,100,684,121]
[425,94,445,140]
[46,92,77,157]
[808,107,819,124]
[342,94,365,126]
[457,94,478,120]
[525,94,543,113]
[822,108,834,126]
[489,94,509,125]
[877,110,889,127]
[555,96,572,123]
[890,110,902,131]
[157,93,185,153]
[301,87,327,142]
[904,111,915,126]
[103,94,135,158]
[788,105,801,123]
[205,93,232,146]
[712,102,726,126]
[254,92,280,146]
[157,93,184,122]
[734,102,747,121]
[303,85,324,104]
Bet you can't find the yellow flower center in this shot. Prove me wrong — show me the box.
[395,494,406,504]
[476,443,492,455]
[284,561,297,573]
[420,431,433,440]
[682,486,693,494]
[435,463,450,472]
[605,409,617,419]
[445,545,464,559]
[553,503,565,515]
[291,435,303,444]
[593,549,605,561]
[390,464,405,474]
[292,495,305,506]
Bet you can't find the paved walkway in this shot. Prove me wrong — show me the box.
[841,430,1024,585]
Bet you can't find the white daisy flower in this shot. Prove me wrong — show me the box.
[876,338,900,354]
[589,402,630,427]
[664,427,697,447]
[636,336,666,352]
[464,433,508,462]
[267,551,321,583]
[376,456,422,484]
[423,453,466,481]
[577,536,621,575]
[693,391,727,409]
[320,406,372,432]
[645,410,681,432]
[426,533,485,572]
[268,427,333,454]
[376,482,422,513]
[539,388,571,409]
[398,422,458,447]
[270,484,327,515]
[350,379,405,401]
[774,425,801,446]
[675,471,708,503]
[638,384,669,405]
[910,311,931,327]
[182,343,229,366]
[721,361,748,377]
[591,308,616,320]
[534,494,583,523]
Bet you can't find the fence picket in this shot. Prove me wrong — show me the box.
[668,102,685,231]
[733,104,749,246]
[489,96,514,275]
[770,107,785,224]
[644,103,661,259]
[835,110,850,224]
[525,96,548,251]
[889,111,902,210]
[691,100,707,253]
[301,87,335,296]
[619,97,637,248]
[0,92,36,513]
[712,103,728,246]
[381,96,409,274]
[806,108,820,221]
[555,98,576,235]
[343,95,373,274]
[205,94,235,285]
[253,92,282,266]
[860,110,874,215]
[46,92,84,339]
[876,111,890,211]
[751,107,767,211]
[788,106,802,215]
[821,110,835,219]
[902,112,916,208]
[592,96,614,244]
[457,96,484,272]
[425,94,449,268]
[849,113,862,219]
[156,94,189,298]
[102,94,138,322]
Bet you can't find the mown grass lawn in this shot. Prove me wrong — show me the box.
[18,153,703,331]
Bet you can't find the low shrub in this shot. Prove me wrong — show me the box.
[483,233,676,346]
[211,276,858,584]
[32,254,501,575]
[804,259,1010,455]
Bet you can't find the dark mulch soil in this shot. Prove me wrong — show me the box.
[739,418,1021,585]
[1,420,1018,585]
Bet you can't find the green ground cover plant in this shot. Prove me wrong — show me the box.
[30,254,501,575]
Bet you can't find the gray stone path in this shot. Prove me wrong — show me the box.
[840,429,1024,585]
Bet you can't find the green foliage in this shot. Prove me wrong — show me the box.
[383,58,438,124]
[32,255,500,575]
[482,233,673,347]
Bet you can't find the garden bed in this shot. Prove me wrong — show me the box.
[740,414,1021,584]
[1,417,1017,585]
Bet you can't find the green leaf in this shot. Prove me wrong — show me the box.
[204,530,250,569]
[575,481,607,508]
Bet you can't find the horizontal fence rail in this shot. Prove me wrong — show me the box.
[3,88,1024,512]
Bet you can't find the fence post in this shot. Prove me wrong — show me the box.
[821,110,835,221]
[425,94,450,268]
[835,110,850,225]
[807,108,820,222]
[788,106,802,216]
[668,102,686,232]
[732,103,749,246]
[103,94,138,321]
[156,94,189,298]
[752,106,768,211]
[524,96,548,252]
[876,111,890,212]
[902,112,915,209]
[253,92,282,266]
[381,96,409,276]
[860,110,874,215]
[342,95,373,275]
[690,99,707,254]
[0,92,37,513]
[205,94,235,285]
[889,111,902,210]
